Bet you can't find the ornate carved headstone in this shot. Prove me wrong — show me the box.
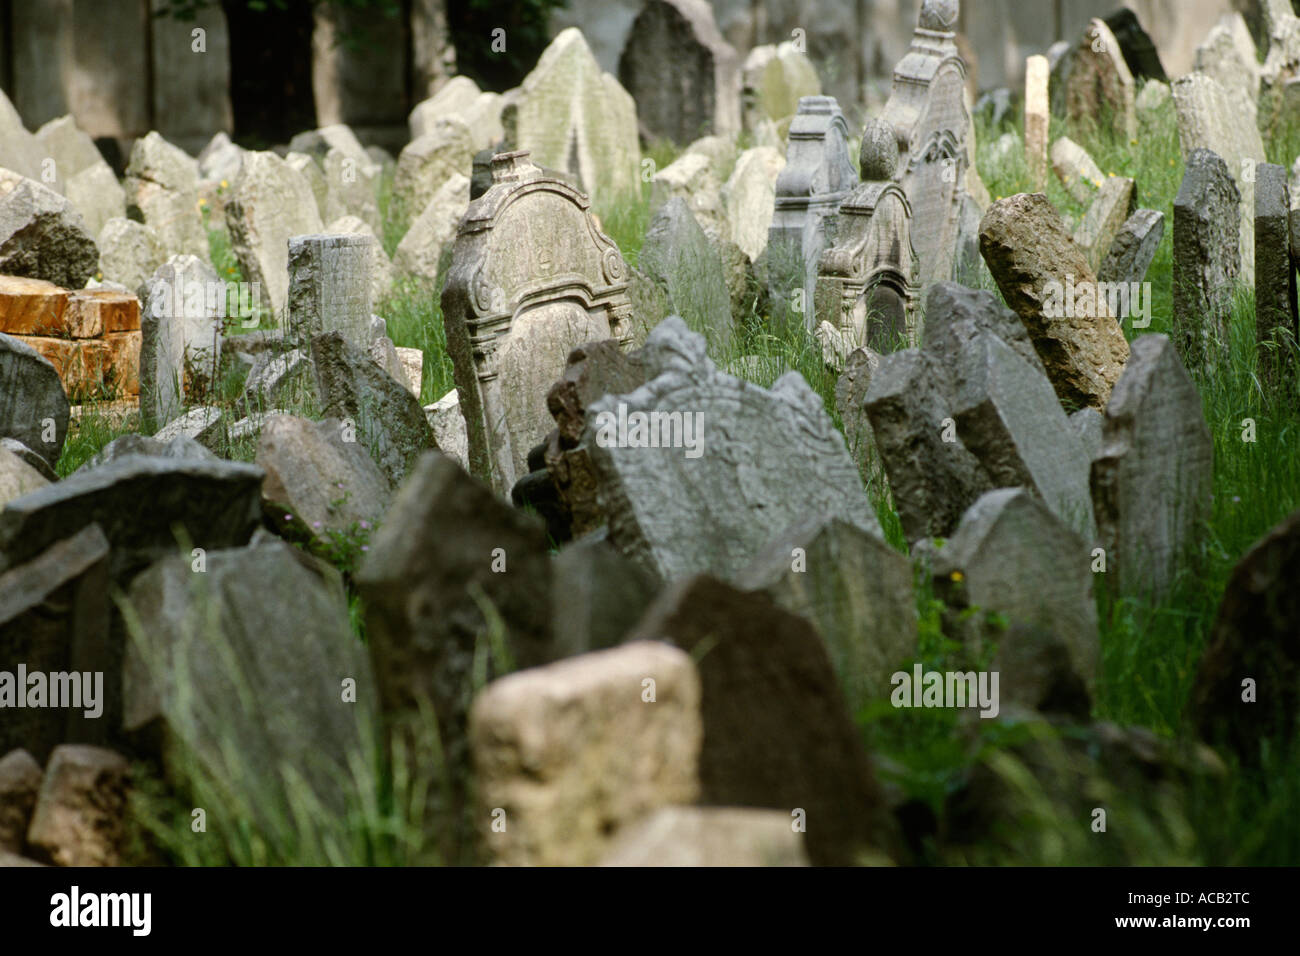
[813,118,919,351]
[767,96,856,325]
[876,0,980,290]
[441,150,633,494]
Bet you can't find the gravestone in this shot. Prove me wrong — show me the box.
[1172,72,1266,286]
[767,96,857,324]
[638,197,732,348]
[1102,8,1167,83]
[1172,149,1240,367]
[392,173,470,284]
[932,488,1099,700]
[310,330,436,489]
[391,117,474,232]
[813,118,918,351]
[97,218,165,302]
[617,0,740,144]
[722,146,785,261]
[0,170,98,289]
[0,524,110,764]
[1073,176,1136,275]
[834,345,882,480]
[877,0,981,289]
[738,514,917,716]
[1091,335,1213,600]
[625,574,893,866]
[441,150,633,495]
[141,255,224,432]
[409,76,504,152]
[1190,508,1300,761]
[0,332,69,470]
[1025,55,1050,189]
[286,234,374,349]
[123,132,208,263]
[1050,136,1105,205]
[514,28,641,202]
[1193,13,1261,122]
[740,41,821,132]
[601,807,809,866]
[355,451,553,859]
[1098,208,1165,286]
[1064,18,1137,141]
[549,532,662,660]
[583,316,883,584]
[979,193,1130,411]
[470,641,700,866]
[225,151,324,321]
[1255,162,1299,387]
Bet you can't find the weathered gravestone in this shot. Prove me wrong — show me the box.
[122,535,375,828]
[1193,12,1261,123]
[0,170,98,289]
[740,41,821,134]
[582,316,882,584]
[123,132,208,264]
[1172,72,1266,286]
[638,197,733,349]
[834,345,883,480]
[442,150,633,495]
[0,524,110,764]
[876,0,984,290]
[1064,18,1138,141]
[1098,208,1165,286]
[470,641,700,866]
[979,193,1130,411]
[549,531,662,661]
[225,151,324,321]
[1172,148,1240,367]
[1190,507,1300,761]
[141,255,224,432]
[600,806,809,866]
[1255,162,1299,387]
[1091,334,1213,600]
[1025,54,1050,189]
[814,118,919,352]
[514,28,641,202]
[625,575,894,866]
[738,514,917,716]
[311,330,436,489]
[617,0,740,144]
[932,488,1099,702]
[286,234,374,349]
[1073,175,1136,276]
[0,332,69,470]
[25,744,130,868]
[356,451,553,861]
[767,96,857,324]
[722,145,785,262]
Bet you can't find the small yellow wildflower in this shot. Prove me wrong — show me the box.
[220,179,228,189]
[950,571,964,583]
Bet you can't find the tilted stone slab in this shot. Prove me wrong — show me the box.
[1172,148,1240,367]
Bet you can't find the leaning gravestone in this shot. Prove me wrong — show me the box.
[286,234,374,349]
[225,151,324,321]
[722,146,785,262]
[626,574,893,867]
[0,332,70,470]
[617,0,740,144]
[122,536,375,826]
[638,197,733,349]
[0,524,110,763]
[979,193,1130,411]
[355,451,553,860]
[0,170,98,289]
[814,118,919,350]
[1255,162,1299,387]
[1193,13,1261,123]
[767,96,857,324]
[1073,175,1136,276]
[738,514,917,716]
[123,132,208,263]
[310,330,435,489]
[876,0,983,289]
[1172,72,1266,286]
[834,345,883,479]
[1190,507,1300,761]
[1098,208,1165,286]
[1064,18,1138,141]
[583,316,883,584]
[932,487,1100,700]
[391,117,474,233]
[514,28,641,202]
[470,641,701,867]
[1091,334,1213,600]
[1172,149,1240,367]
[441,150,633,495]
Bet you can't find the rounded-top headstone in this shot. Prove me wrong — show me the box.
[919,0,959,32]
[859,119,898,182]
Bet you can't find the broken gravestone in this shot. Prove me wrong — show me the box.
[1172,148,1241,367]
[0,332,70,470]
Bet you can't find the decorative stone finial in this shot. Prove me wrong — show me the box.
[919,0,959,32]
[859,119,898,181]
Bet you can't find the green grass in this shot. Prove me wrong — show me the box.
[61,90,1300,866]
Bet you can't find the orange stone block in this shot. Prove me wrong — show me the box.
[0,275,71,336]
[104,330,141,396]
[25,336,117,401]
[70,289,141,334]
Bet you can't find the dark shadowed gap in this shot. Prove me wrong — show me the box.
[221,0,316,148]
